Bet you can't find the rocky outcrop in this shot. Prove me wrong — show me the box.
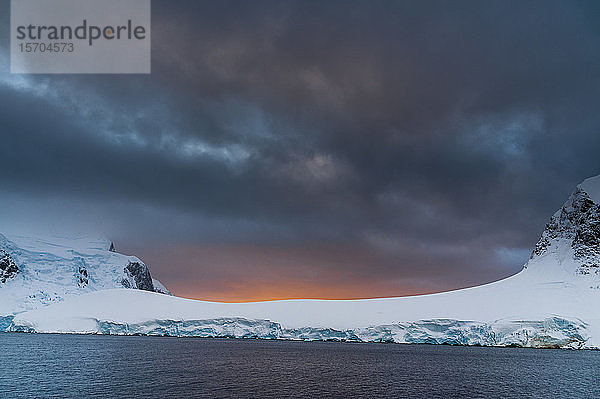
[0,250,19,283]
[152,278,173,296]
[122,261,155,292]
[531,188,600,283]
[72,257,90,288]
[77,266,89,288]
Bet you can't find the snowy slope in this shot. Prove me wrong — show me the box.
[5,176,600,348]
[0,234,170,316]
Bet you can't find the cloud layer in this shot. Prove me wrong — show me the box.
[1,0,599,299]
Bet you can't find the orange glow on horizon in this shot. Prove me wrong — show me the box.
[165,280,452,303]
[132,243,509,304]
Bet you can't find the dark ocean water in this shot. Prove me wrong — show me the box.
[0,334,599,399]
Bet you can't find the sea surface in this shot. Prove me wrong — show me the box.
[0,334,599,399]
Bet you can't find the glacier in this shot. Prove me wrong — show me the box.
[3,176,600,348]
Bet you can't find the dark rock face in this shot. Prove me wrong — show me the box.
[531,188,600,277]
[0,250,19,283]
[122,261,155,292]
[73,257,89,288]
[109,242,116,252]
[77,266,89,288]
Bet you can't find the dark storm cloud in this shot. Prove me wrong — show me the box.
[1,0,599,298]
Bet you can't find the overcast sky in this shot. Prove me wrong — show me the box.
[1,0,599,300]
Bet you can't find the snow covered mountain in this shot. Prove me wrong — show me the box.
[531,175,600,288]
[0,234,171,318]
[3,176,600,348]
